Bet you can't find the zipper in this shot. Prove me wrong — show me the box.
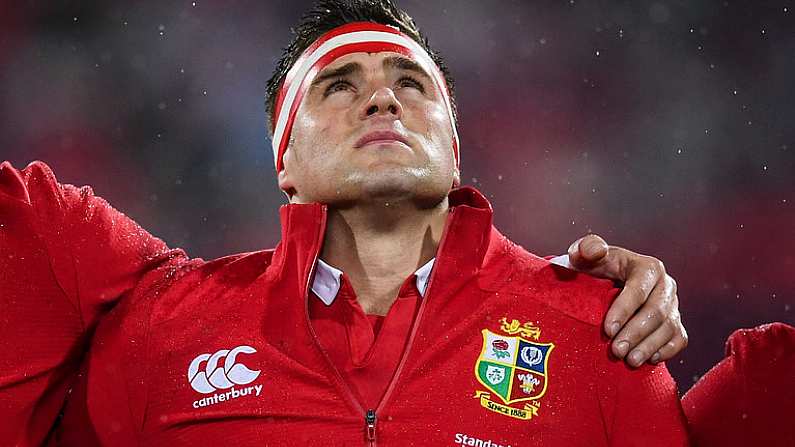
[303,205,458,446]
[372,207,457,424]
[365,408,377,446]
[302,206,371,442]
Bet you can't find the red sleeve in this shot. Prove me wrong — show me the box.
[0,161,186,446]
[682,323,795,446]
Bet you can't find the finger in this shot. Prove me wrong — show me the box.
[610,274,676,340]
[610,279,673,356]
[625,319,676,368]
[603,259,666,337]
[570,245,631,282]
[568,234,609,268]
[651,317,688,363]
[567,237,584,256]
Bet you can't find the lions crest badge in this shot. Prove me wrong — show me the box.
[473,317,554,421]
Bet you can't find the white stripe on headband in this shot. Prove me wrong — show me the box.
[271,28,460,171]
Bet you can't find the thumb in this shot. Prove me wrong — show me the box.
[568,234,609,268]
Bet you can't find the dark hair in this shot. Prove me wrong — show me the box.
[264,0,457,137]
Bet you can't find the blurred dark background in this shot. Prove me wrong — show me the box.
[1,0,793,392]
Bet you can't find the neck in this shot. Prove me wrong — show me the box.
[320,197,449,316]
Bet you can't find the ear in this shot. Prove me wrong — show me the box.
[277,148,297,199]
[451,166,461,188]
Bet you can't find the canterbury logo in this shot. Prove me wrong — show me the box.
[187,345,261,394]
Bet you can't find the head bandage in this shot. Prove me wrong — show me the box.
[271,21,460,173]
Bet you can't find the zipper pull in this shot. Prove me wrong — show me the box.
[365,409,377,444]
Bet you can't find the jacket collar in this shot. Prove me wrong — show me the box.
[311,257,436,306]
[270,186,495,298]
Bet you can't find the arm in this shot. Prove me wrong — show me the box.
[0,160,185,445]
[559,235,687,367]
[682,323,795,446]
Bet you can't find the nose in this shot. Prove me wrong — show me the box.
[360,87,403,121]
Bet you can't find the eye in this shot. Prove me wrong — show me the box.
[324,79,353,97]
[398,76,425,93]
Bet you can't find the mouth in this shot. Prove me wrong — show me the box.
[355,130,412,149]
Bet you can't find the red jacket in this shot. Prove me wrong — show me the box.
[0,161,689,446]
[0,161,181,446]
[682,323,795,446]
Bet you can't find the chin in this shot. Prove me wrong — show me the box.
[343,166,450,204]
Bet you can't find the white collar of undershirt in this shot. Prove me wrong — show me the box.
[311,257,435,306]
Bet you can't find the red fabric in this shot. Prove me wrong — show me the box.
[0,161,185,446]
[309,273,422,409]
[367,314,386,336]
[0,161,689,446]
[682,323,795,446]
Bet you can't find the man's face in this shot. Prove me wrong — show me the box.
[278,51,458,206]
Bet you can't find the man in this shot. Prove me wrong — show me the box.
[0,1,687,445]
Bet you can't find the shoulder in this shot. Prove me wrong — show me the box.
[1,160,79,207]
[487,229,619,328]
[682,323,795,446]
[0,161,62,223]
[1,160,128,235]
[132,248,278,323]
[725,322,795,365]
